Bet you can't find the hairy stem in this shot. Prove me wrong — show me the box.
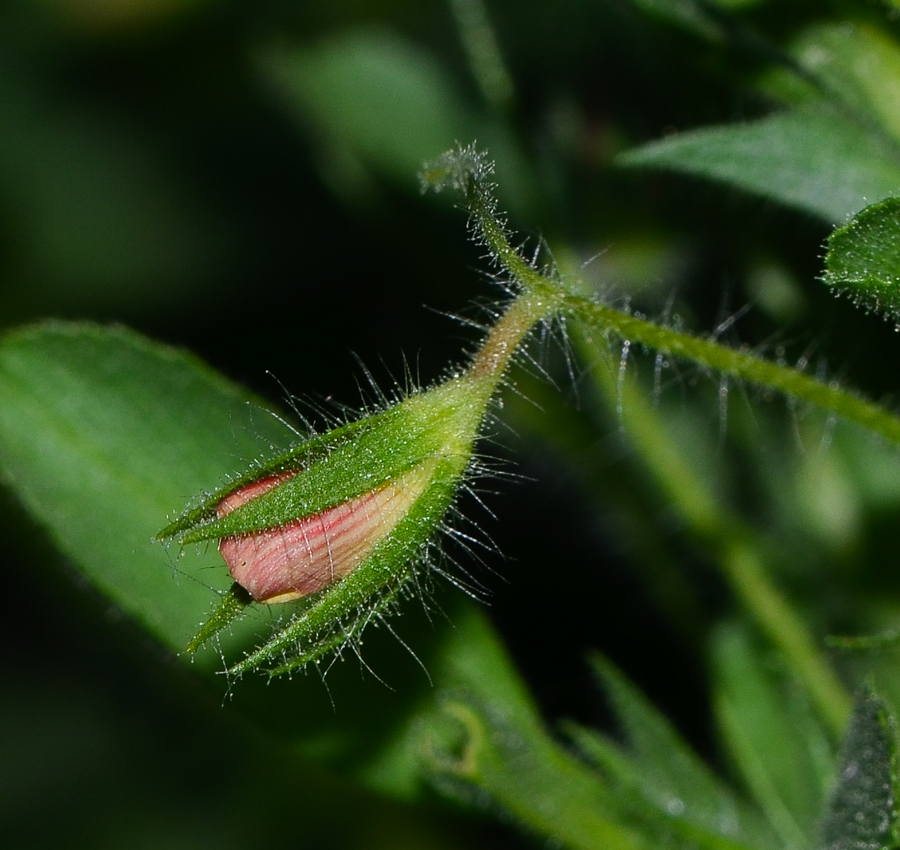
[428,145,886,733]
[467,287,560,384]
[457,145,900,452]
[567,295,900,446]
[579,336,851,735]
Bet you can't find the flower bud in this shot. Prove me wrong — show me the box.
[160,145,562,676]
[159,374,493,671]
[215,461,438,604]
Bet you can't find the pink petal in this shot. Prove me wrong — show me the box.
[216,465,432,603]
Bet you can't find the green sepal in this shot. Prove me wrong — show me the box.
[159,377,487,545]
[163,372,491,674]
[230,462,461,676]
[156,421,356,539]
[185,582,253,654]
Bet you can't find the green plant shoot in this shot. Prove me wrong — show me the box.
[159,146,563,678]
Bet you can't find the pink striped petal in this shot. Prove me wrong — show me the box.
[216,465,433,603]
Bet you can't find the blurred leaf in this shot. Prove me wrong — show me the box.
[367,597,665,849]
[786,23,900,146]
[619,107,900,223]
[822,197,900,323]
[260,29,534,215]
[712,623,834,849]
[566,655,777,850]
[818,688,900,850]
[429,704,650,850]
[361,588,666,837]
[355,598,543,801]
[0,321,294,661]
[261,30,472,192]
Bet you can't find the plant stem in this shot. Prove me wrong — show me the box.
[435,144,900,450]
[467,286,560,385]
[448,0,515,114]
[720,539,851,735]
[567,295,900,447]
[433,145,879,734]
[580,338,851,735]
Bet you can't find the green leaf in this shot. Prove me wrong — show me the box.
[0,321,295,663]
[822,196,900,322]
[261,30,472,191]
[818,688,900,850]
[0,320,508,802]
[422,615,652,850]
[619,107,900,223]
[789,23,900,146]
[259,31,535,216]
[567,655,776,850]
[712,623,834,849]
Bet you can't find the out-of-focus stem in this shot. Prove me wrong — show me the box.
[581,338,851,736]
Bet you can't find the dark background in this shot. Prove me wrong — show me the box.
[3,1,897,847]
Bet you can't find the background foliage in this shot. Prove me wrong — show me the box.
[5,1,900,848]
